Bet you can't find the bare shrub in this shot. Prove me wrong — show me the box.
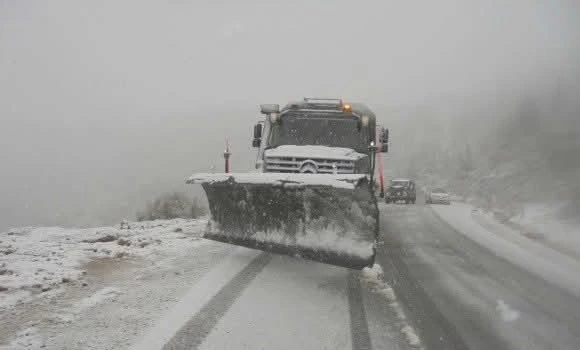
[137,192,207,221]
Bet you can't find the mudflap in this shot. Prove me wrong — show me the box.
[188,173,379,270]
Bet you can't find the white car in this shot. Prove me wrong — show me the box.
[426,187,451,205]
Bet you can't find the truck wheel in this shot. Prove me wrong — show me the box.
[405,199,410,205]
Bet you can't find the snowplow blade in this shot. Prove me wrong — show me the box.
[187,173,379,269]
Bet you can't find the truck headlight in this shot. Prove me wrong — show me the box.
[361,115,370,127]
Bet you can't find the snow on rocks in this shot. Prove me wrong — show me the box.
[0,218,206,309]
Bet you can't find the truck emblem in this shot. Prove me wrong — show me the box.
[299,160,318,174]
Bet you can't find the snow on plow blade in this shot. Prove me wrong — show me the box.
[187,173,379,269]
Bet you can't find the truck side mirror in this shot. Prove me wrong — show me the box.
[252,123,263,148]
[379,128,389,153]
[253,123,263,139]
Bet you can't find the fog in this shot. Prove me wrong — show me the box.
[1,0,579,231]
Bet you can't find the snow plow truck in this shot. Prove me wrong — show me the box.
[187,98,389,269]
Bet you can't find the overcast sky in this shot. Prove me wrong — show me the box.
[1,0,579,230]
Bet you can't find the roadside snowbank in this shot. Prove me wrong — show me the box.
[361,264,396,302]
[0,219,207,309]
[509,201,580,257]
[361,264,422,348]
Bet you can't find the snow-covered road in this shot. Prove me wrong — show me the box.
[378,202,580,350]
[134,248,414,350]
[2,200,579,349]
[1,219,414,350]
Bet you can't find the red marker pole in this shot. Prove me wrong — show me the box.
[377,151,385,196]
[224,139,231,173]
[376,130,385,197]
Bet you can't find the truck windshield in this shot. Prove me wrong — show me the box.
[267,113,370,153]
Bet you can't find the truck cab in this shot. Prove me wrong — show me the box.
[251,98,388,179]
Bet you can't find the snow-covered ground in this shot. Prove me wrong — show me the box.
[0,218,229,349]
[0,219,207,310]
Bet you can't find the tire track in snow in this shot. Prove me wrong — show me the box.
[348,270,373,350]
[377,205,469,350]
[163,252,271,350]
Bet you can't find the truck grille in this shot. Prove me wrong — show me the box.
[264,157,355,174]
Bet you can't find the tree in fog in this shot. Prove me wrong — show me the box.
[457,144,475,197]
